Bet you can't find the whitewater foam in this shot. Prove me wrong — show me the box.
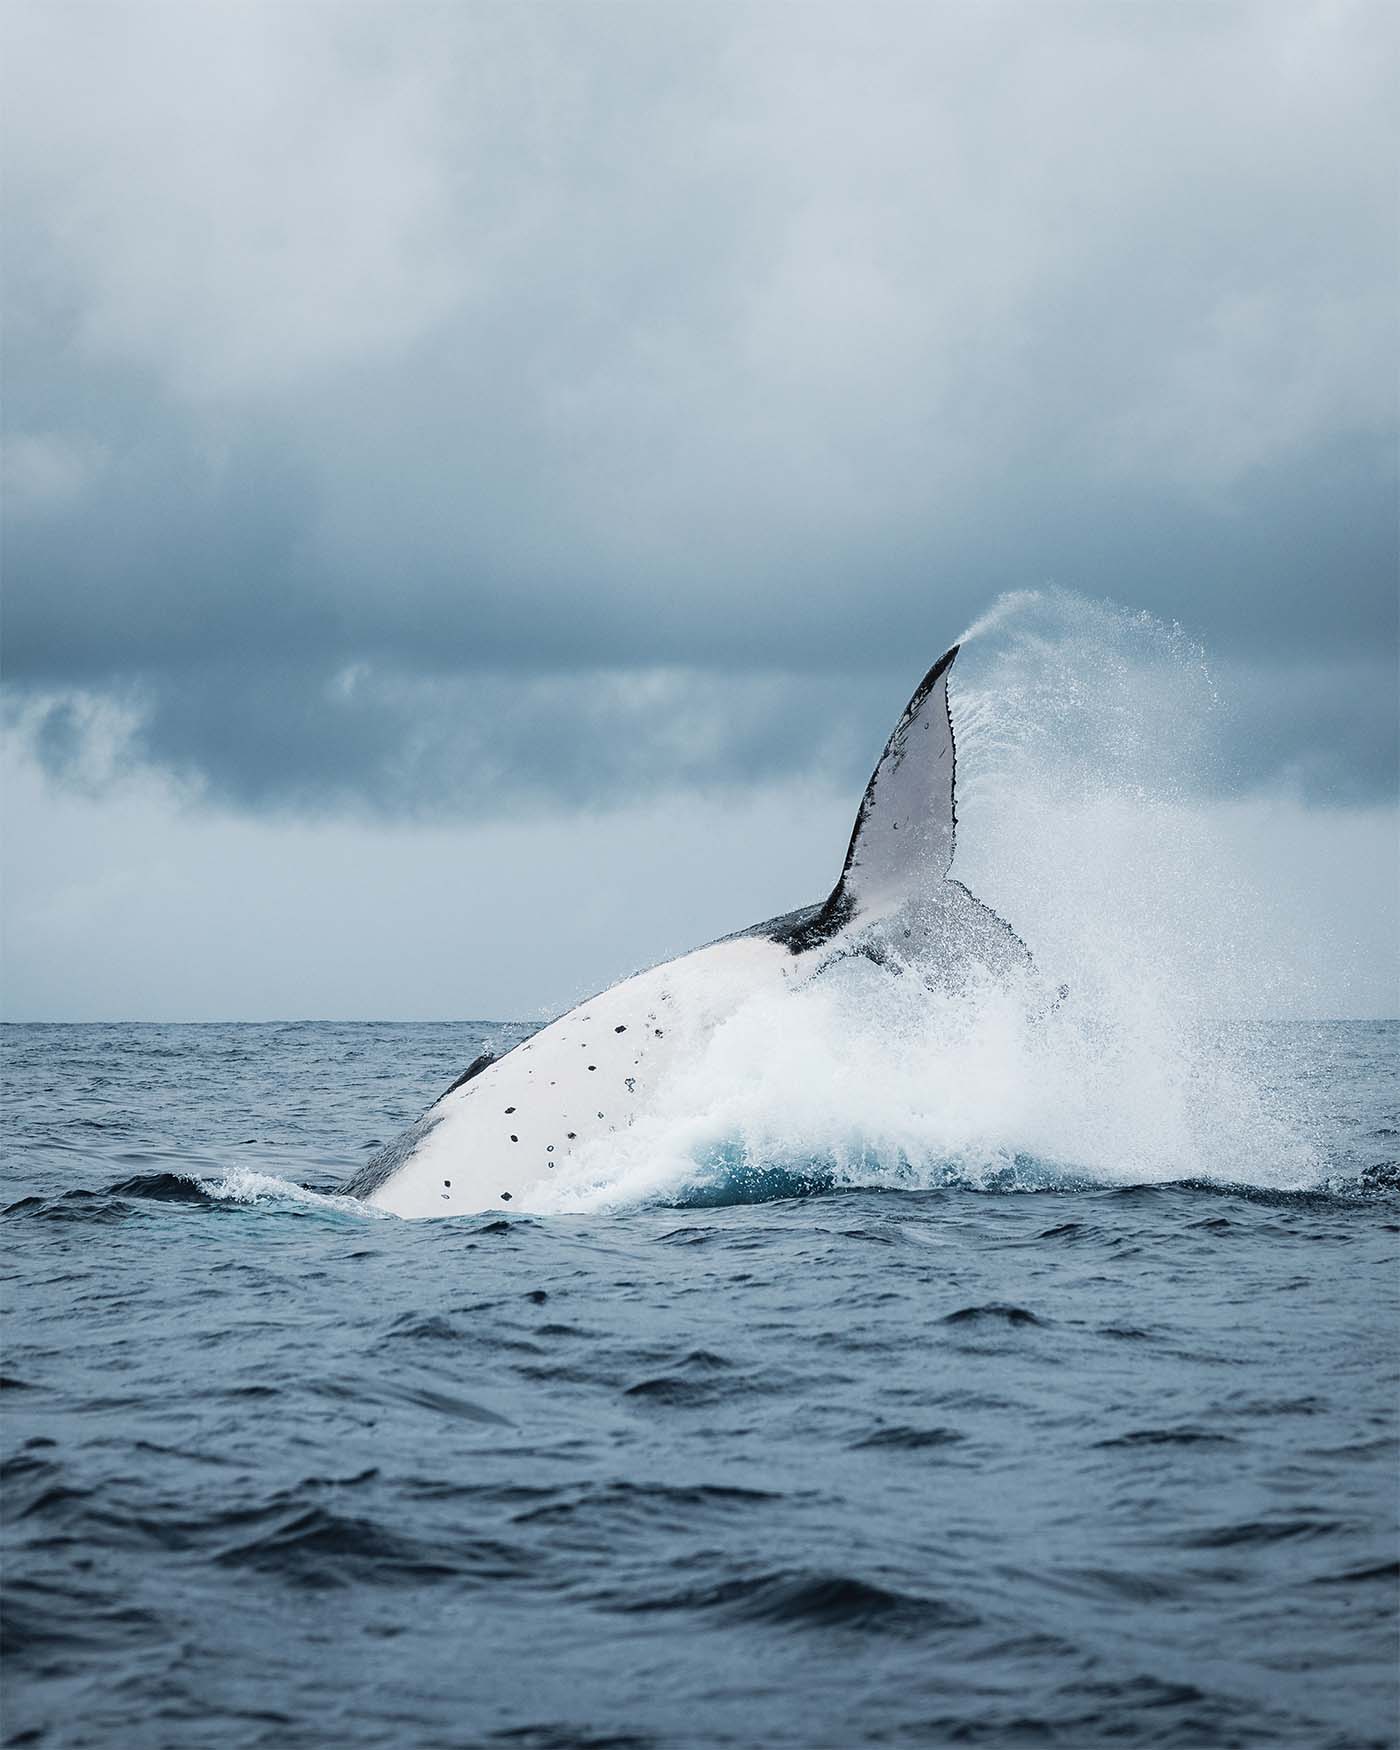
[203,1167,384,1217]
[534,952,1324,1214]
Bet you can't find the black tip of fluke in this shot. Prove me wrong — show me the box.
[922,642,960,690]
[901,644,960,721]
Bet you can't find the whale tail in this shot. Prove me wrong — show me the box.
[794,644,1034,987]
[836,643,962,913]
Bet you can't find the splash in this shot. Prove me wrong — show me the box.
[540,593,1327,1212]
[202,1167,383,1217]
[955,588,1046,647]
[541,965,1323,1211]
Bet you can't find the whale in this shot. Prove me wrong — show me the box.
[344,643,1033,1218]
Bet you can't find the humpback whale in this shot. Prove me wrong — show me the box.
[345,643,1032,1218]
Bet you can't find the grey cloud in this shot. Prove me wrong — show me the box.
[15,640,1392,821]
[3,1,1395,813]
[13,663,893,819]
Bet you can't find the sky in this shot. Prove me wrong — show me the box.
[3,0,1397,1021]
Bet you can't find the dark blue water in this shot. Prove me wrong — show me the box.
[4,1020,1397,1749]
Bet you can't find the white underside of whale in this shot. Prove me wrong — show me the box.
[363,935,800,1219]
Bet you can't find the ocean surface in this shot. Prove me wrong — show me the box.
[3,1018,1397,1750]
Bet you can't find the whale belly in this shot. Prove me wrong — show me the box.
[362,935,795,1218]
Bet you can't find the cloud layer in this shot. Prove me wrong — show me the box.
[5,1,1396,813]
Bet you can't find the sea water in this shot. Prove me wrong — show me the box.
[2,1018,1397,1749]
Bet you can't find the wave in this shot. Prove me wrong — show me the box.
[2,1167,380,1224]
[197,1167,380,1217]
[613,1567,979,1635]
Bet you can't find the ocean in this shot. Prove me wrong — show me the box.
[3,1017,1397,1749]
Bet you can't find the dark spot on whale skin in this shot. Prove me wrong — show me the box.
[443,1180,451,1188]
[546,1146,554,1154]
[588,1066,597,1072]
[504,1107,516,1115]
[615,1025,627,1033]
[510,1135,519,1143]
[500,1192,513,1203]
[567,1132,577,1140]
[762,890,856,957]
[438,1052,497,1100]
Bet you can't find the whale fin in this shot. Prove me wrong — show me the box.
[836,643,960,914]
[801,643,1034,985]
[764,646,960,955]
[437,1052,497,1103]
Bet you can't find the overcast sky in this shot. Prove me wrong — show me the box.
[3,1,1396,1020]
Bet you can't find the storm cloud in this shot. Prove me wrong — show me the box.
[5,1,1396,815]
